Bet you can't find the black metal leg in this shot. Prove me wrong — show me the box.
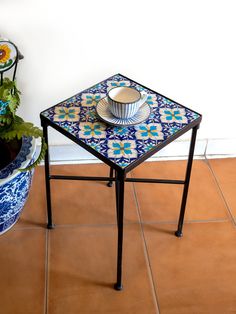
[42,123,55,229]
[175,125,198,237]
[115,171,119,224]
[107,167,114,187]
[114,171,125,291]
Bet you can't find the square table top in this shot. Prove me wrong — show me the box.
[40,74,202,172]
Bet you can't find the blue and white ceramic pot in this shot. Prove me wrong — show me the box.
[0,137,36,235]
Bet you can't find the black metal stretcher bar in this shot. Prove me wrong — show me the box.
[49,174,185,185]
[42,120,199,291]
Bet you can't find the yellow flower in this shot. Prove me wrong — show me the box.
[0,44,11,63]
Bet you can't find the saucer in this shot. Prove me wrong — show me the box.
[96,97,151,126]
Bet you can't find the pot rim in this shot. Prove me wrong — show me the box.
[0,137,36,186]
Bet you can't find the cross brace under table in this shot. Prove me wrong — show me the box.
[42,122,199,291]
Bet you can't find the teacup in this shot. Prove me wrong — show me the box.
[107,86,147,119]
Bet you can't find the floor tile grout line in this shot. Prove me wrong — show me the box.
[44,229,50,314]
[14,225,46,231]
[205,157,236,227]
[132,184,160,314]
[141,218,229,225]
[131,174,160,314]
[204,139,208,157]
[13,217,230,233]
[13,222,138,231]
[47,221,139,229]
[13,216,230,232]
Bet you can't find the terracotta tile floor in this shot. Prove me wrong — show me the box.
[1,158,236,313]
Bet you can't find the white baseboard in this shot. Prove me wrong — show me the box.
[36,138,236,165]
[206,138,236,157]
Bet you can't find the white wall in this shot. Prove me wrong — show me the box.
[1,0,236,152]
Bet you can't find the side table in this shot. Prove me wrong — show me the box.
[40,73,202,290]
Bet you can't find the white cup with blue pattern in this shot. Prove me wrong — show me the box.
[107,86,148,119]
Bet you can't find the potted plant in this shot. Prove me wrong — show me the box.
[0,40,46,234]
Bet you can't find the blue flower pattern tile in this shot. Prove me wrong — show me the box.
[41,74,200,169]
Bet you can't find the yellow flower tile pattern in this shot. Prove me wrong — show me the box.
[0,44,11,63]
[54,107,80,122]
[0,41,17,72]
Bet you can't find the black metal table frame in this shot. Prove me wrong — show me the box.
[40,76,201,291]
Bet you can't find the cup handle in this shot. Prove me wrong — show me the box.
[137,91,148,108]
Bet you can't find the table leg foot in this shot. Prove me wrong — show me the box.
[175,230,183,238]
[114,283,123,291]
[47,223,55,229]
[107,167,114,187]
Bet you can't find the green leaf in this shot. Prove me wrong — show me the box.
[0,118,43,141]
[0,78,21,116]
[0,114,13,125]
[0,78,47,171]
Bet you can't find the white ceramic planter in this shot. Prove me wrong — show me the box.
[0,137,36,234]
